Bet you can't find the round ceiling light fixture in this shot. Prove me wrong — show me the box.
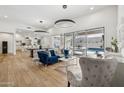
[34,30,48,33]
[54,19,76,28]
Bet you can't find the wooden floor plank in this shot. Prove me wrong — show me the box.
[0,51,67,87]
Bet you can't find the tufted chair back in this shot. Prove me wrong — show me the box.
[50,50,56,56]
[79,57,118,87]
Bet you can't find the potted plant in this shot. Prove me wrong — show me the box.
[111,37,118,52]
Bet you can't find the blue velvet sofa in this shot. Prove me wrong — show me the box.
[49,49,61,58]
[37,51,58,65]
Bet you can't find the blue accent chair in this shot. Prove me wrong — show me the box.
[64,49,69,58]
[49,49,61,58]
[37,51,58,65]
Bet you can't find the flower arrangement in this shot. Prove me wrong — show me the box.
[111,37,118,52]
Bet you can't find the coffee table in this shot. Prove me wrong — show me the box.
[59,56,78,71]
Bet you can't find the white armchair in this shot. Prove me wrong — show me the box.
[67,57,118,87]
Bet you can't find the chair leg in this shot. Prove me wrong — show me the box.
[67,81,70,87]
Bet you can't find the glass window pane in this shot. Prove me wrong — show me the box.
[64,33,74,56]
[74,31,87,56]
[86,27,104,58]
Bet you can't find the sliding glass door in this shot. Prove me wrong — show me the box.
[86,27,104,57]
[64,27,105,57]
[73,31,87,56]
[64,33,74,56]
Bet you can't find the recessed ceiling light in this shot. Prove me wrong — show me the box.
[4,15,8,18]
[40,20,43,23]
[27,27,31,29]
[62,5,67,9]
[90,7,94,10]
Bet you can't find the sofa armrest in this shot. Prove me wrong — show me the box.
[67,69,82,87]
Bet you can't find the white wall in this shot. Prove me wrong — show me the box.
[118,6,124,25]
[16,33,25,42]
[117,5,124,53]
[0,21,35,55]
[0,22,16,55]
[0,33,14,54]
[49,6,118,47]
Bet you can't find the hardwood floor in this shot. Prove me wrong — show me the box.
[0,51,67,87]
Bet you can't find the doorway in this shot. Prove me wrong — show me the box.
[2,41,8,54]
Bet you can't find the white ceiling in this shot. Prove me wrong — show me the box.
[0,5,110,30]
